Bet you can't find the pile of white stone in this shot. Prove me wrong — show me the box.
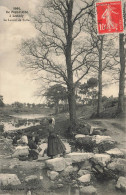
[45,126,126,194]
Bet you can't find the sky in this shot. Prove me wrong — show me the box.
[0,0,122,104]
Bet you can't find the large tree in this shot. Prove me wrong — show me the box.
[118,1,126,113]
[118,34,125,113]
[85,8,119,116]
[19,0,94,128]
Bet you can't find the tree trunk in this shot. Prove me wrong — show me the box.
[118,33,125,113]
[65,0,76,128]
[97,36,103,117]
[67,85,76,124]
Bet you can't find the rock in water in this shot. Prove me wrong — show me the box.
[0,174,21,187]
[116,177,126,192]
[80,185,97,195]
[45,157,66,171]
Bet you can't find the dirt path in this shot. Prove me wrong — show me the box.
[88,118,126,150]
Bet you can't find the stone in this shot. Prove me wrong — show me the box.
[106,148,124,158]
[107,158,126,174]
[80,185,97,195]
[63,165,79,176]
[47,171,59,180]
[91,127,107,135]
[27,191,32,195]
[62,141,71,154]
[45,157,66,172]
[91,154,111,166]
[75,134,86,139]
[38,143,47,156]
[0,174,21,187]
[116,177,126,192]
[78,174,91,184]
[80,160,92,170]
[64,158,72,166]
[92,135,116,153]
[12,146,29,158]
[92,164,104,174]
[66,152,94,163]
[78,170,90,177]
[120,149,126,158]
[92,135,115,144]
[25,175,38,182]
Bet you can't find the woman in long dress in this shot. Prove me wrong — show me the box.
[47,118,66,159]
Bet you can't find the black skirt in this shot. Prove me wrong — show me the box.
[47,134,66,157]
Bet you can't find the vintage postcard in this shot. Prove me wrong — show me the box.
[0,0,126,195]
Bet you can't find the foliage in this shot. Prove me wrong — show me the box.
[44,84,67,104]
[0,95,4,107]
[78,77,98,105]
[44,84,67,113]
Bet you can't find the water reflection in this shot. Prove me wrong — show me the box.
[1,114,46,131]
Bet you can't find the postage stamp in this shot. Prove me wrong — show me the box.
[96,1,124,34]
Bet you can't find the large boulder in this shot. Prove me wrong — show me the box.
[78,174,91,184]
[45,157,66,172]
[116,176,126,192]
[80,185,97,195]
[107,158,126,175]
[47,170,59,180]
[91,154,111,166]
[0,174,21,187]
[92,135,116,153]
[62,165,79,176]
[12,145,29,158]
[106,148,124,158]
[66,152,94,163]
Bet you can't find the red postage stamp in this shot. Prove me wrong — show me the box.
[96,1,124,34]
